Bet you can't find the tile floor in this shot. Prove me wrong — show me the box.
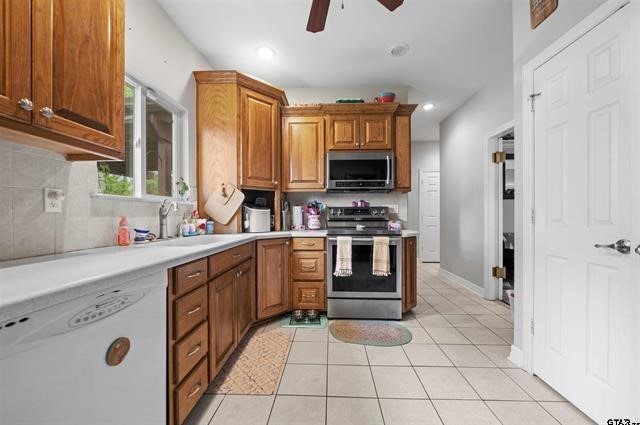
[185,263,595,425]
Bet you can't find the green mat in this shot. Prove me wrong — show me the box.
[280,314,328,328]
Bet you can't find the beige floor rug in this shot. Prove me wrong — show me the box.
[208,327,292,395]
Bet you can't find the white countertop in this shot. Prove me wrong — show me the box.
[0,230,418,321]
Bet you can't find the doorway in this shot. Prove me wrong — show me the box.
[419,169,440,262]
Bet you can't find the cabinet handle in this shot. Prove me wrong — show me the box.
[186,305,201,315]
[285,241,290,245]
[237,270,243,277]
[302,242,315,246]
[274,180,278,185]
[301,265,315,270]
[186,383,201,399]
[39,107,54,119]
[232,253,241,258]
[302,293,315,299]
[17,98,33,111]
[187,271,202,279]
[187,344,202,357]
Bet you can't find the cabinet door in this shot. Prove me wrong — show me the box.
[360,114,392,150]
[292,251,325,281]
[0,0,31,123]
[282,116,325,191]
[209,269,236,378]
[31,0,124,157]
[256,238,291,319]
[235,259,255,343]
[394,113,412,191]
[292,282,326,310]
[327,114,359,150]
[240,87,279,189]
[402,237,417,313]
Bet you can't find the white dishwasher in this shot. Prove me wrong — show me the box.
[0,270,167,425]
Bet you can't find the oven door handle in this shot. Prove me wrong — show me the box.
[385,155,391,185]
[327,237,402,243]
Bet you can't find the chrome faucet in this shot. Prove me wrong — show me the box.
[159,199,178,239]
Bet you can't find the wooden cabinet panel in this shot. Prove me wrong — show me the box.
[174,286,208,340]
[394,113,411,191]
[292,238,325,251]
[235,259,255,343]
[256,238,291,320]
[32,0,124,154]
[282,116,325,191]
[174,258,208,297]
[174,322,208,384]
[208,242,253,279]
[403,237,418,313]
[292,282,326,310]
[0,0,31,123]
[175,358,208,425]
[327,114,359,150]
[360,114,392,150]
[292,251,325,281]
[240,87,279,189]
[209,269,236,377]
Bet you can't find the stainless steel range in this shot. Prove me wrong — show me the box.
[326,206,402,320]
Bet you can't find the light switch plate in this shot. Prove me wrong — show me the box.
[44,188,64,213]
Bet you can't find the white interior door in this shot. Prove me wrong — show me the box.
[420,170,440,262]
[532,3,639,422]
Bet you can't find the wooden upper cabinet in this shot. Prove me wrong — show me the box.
[0,0,31,124]
[256,238,291,320]
[327,114,359,150]
[360,114,392,150]
[240,87,279,189]
[0,0,124,160]
[282,116,325,191]
[394,105,416,192]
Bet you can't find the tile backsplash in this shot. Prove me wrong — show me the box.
[0,140,193,261]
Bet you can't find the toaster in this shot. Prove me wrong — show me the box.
[243,206,271,233]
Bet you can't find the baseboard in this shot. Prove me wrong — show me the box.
[508,345,523,367]
[438,268,484,297]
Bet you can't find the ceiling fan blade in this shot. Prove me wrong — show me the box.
[377,0,403,11]
[307,0,330,33]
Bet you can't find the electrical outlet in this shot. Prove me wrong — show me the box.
[44,188,64,213]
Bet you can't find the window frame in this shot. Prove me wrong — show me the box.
[97,74,189,201]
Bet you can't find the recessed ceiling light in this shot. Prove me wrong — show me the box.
[256,46,276,60]
[389,43,410,57]
[422,103,435,111]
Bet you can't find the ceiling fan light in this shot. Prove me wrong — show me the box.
[390,43,410,57]
[256,46,276,60]
[422,103,436,111]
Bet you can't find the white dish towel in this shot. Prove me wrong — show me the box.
[334,236,353,277]
[372,236,391,277]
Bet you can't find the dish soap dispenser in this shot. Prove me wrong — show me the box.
[117,216,131,246]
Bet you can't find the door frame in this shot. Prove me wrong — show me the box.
[519,0,631,373]
[483,121,514,300]
[418,168,440,262]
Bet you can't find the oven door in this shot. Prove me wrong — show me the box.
[327,237,402,299]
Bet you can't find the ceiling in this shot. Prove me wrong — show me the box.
[157,0,513,141]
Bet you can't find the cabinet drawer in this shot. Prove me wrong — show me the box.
[292,282,326,310]
[174,258,208,297]
[292,238,325,251]
[209,243,253,278]
[174,286,208,340]
[174,322,208,384]
[292,251,325,281]
[175,357,208,425]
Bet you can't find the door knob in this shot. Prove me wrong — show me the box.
[594,239,631,254]
[17,98,33,111]
[40,107,54,119]
[635,245,640,256]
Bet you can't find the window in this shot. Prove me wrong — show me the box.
[97,75,188,199]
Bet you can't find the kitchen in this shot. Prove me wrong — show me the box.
[0,0,615,425]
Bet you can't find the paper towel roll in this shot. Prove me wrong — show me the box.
[292,206,303,228]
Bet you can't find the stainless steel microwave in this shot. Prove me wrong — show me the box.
[326,151,394,192]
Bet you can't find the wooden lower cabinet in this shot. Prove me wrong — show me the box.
[403,237,418,312]
[256,238,291,319]
[291,238,326,311]
[234,259,256,343]
[209,268,237,377]
[292,282,326,310]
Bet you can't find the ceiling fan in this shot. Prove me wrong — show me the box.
[306,0,404,33]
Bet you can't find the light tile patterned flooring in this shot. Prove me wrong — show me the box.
[186,263,595,425]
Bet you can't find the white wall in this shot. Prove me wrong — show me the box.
[285,86,409,104]
[0,0,211,261]
[510,0,606,349]
[438,65,514,288]
[407,141,439,232]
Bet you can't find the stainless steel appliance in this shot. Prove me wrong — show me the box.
[326,206,402,319]
[327,151,394,192]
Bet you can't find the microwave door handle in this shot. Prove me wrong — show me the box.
[386,155,390,185]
